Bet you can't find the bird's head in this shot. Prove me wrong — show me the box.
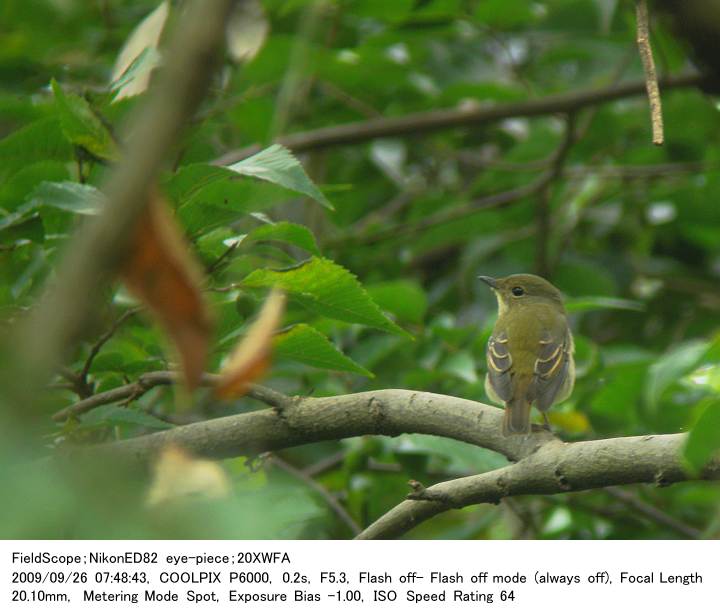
[479,273,565,316]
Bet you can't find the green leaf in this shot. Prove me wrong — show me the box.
[684,398,720,474]
[246,222,320,255]
[565,296,644,313]
[274,324,373,377]
[29,181,104,215]
[644,340,711,411]
[475,0,537,28]
[243,257,407,336]
[0,161,69,213]
[51,79,118,160]
[366,280,427,324]
[166,164,294,235]
[80,405,173,430]
[0,118,72,175]
[227,144,333,210]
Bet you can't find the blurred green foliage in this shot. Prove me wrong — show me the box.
[0,0,719,539]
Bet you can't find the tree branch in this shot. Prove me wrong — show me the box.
[52,370,292,421]
[356,433,719,539]
[70,389,550,464]
[59,387,720,541]
[51,370,289,422]
[213,73,706,165]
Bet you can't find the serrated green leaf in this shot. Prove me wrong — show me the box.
[80,405,173,430]
[274,324,372,376]
[29,181,104,215]
[166,164,294,235]
[227,144,333,209]
[684,398,720,474]
[0,117,72,175]
[644,340,711,411]
[243,257,407,335]
[565,296,644,313]
[247,222,320,255]
[51,79,118,160]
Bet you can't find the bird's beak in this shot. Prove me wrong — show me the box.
[478,276,498,289]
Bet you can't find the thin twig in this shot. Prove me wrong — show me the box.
[213,73,704,165]
[636,0,664,145]
[603,486,701,539]
[244,383,292,409]
[80,307,141,385]
[55,365,94,399]
[358,115,577,246]
[304,451,346,477]
[269,454,361,535]
[535,114,577,277]
[206,241,240,274]
[51,370,289,422]
[318,81,381,119]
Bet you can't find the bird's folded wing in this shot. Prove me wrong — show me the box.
[530,329,571,411]
[486,332,512,401]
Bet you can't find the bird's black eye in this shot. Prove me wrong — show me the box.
[511,286,524,297]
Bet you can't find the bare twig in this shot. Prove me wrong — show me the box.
[318,81,381,119]
[206,241,240,275]
[304,451,346,477]
[213,73,704,165]
[269,454,361,535]
[603,486,701,539]
[636,0,664,145]
[244,383,292,410]
[80,307,141,386]
[359,115,577,246]
[534,114,577,277]
[51,370,289,422]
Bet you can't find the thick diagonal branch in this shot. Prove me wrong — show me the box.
[356,434,719,539]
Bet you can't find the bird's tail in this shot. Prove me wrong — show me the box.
[503,397,532,436]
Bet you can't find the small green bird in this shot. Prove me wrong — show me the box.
[479,273,575,436]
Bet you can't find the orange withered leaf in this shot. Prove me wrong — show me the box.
[215,287,285,399]
[120,188,212,390]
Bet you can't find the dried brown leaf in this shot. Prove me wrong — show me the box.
[215,287,285,399]
[120,189,212,390]
[111,1,169,100]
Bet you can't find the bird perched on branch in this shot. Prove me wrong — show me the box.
[479,274,575,436]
